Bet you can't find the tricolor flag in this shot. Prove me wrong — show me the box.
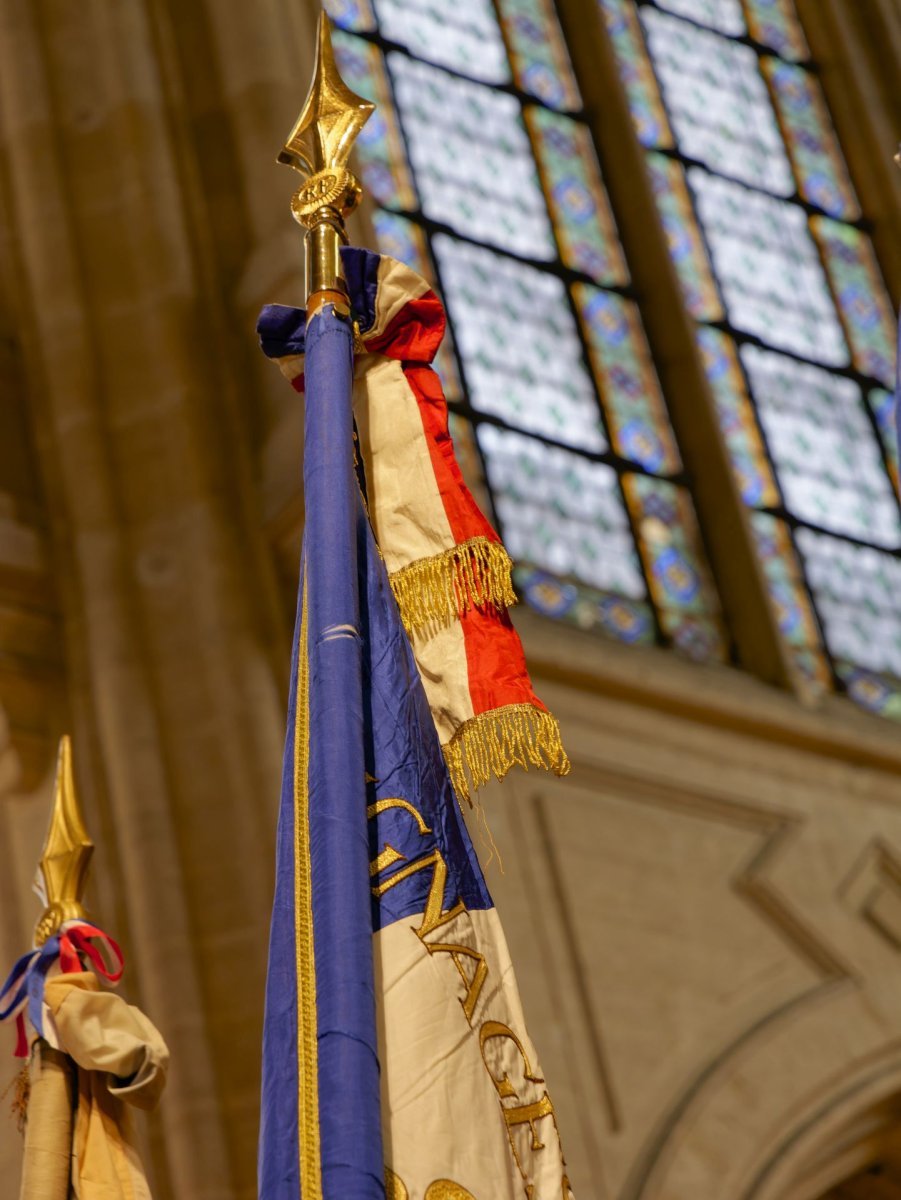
[258,252,573,1199]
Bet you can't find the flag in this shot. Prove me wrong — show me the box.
[259,250,570,804]
[258,268,574,1198]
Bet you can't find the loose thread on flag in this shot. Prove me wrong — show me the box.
[443,703,571,805]
[389,537,516,632]
[474,799,504,876]
[2,1061,29,1133]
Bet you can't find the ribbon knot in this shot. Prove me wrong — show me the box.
[0,921,124,1057]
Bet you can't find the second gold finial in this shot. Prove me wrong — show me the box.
[34,736,93,947]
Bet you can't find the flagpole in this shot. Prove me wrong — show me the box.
[259,17,385,1195]
[18,736,91,1199]
[18,1044,75,1199]
[5,738,167,1198]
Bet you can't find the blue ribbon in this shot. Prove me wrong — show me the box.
[0,934,62,1039]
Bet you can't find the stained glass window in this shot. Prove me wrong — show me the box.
[655,0,744,33]
[796,530,901,683]
[389,55,555,257]
[434,236,604,449]
[478,424,645,598]
[326,0,727,661]
[763,60,859,220]
[375,0,509,81]
[497,0,581,111]
[528,108,628,285]
[575,285,680,472]
[646,153,722,321]
[750,513,831,693]
[869,388,900,496]
[812,218,897,388]
[334,36,416,209]
[601,0,901,713]
[689,170,848,364]
[740,347,900,546]
[599,0,673,148]
[744,0,809,62]
[697,327,777,507]
[641,9,793,195]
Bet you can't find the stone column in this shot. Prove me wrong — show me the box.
[0,0,319,1194]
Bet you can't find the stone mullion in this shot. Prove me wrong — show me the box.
[554,0,795,693]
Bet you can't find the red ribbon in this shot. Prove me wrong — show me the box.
[3,921,124,1058]
[58,922,124,983]
[14,1014,27,1058]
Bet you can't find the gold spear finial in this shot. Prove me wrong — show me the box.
[33,735,93,946]
[280,13,374,179]
[280,12,375,308]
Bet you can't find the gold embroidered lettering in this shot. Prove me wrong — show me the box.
[373,800,568,1195]
[369,797,464,934]
[366,796,432,834]
[385,1171,478,1200]
[478,1020,544,1099]
[371,848,465,938]
[503,1094,555,1150]
[425,1181,477,1199]
[370,844,405,877]
[384,1167,408,1200]
[425,941,488,1024]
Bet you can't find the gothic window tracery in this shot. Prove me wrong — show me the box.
[600,0,899,714]
[325,0,900,719]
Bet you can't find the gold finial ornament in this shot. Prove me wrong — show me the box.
[33,736,93,946]
[280,12,375,307]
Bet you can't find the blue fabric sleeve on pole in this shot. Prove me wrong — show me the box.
[305,307,385,1199]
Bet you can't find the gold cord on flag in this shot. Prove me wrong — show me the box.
[294,577,322,1199]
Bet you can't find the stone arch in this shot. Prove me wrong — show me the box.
[739,1051,901,1200]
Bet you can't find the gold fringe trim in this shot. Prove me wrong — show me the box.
[443,703,571,805]
[389,538,516,633]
